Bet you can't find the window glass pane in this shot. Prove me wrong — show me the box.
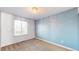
[21,21,28,35]
[14,20,22,36]
[14,20,28,36]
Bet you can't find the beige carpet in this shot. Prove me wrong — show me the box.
[1,39,70,51]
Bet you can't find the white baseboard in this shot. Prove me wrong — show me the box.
[36,37,77,51]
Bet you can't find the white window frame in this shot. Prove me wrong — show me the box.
[14,18,28,36]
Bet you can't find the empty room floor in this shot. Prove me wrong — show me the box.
[1,39,70,51]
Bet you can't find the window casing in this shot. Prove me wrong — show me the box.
[14,20,28,36]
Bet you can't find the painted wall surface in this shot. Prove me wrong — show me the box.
[0,13,1,48]
[36,8,79,50]
[1,12,35,47]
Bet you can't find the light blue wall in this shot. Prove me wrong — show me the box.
[36,8,79,50]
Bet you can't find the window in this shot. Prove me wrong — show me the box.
[14,20,28,36]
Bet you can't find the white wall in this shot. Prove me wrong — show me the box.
[78,7,79,13]
[0,13,1,50]
[1,12,35,47]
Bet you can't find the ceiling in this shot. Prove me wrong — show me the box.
[0,7,74,20]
